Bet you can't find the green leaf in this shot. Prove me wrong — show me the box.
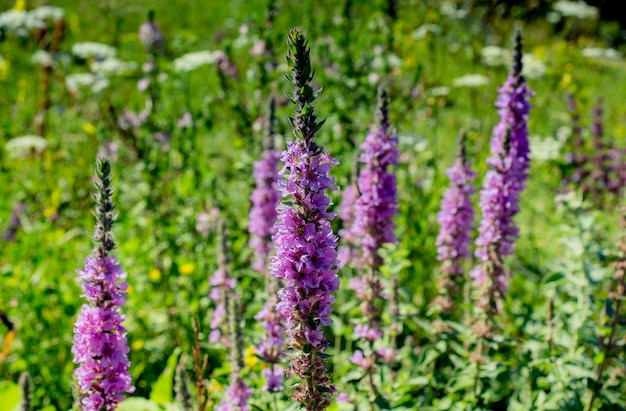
[118,397,162,411]
[543,272,565,285]
[0,381,20,411]
[150,347,181,405]
[315,352,332,359]
[375,394,392,410]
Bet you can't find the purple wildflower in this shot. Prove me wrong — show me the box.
[3,203,26,241]
[252,98,286,392]
[215,382,252,411]
[433,132,475,312]
[138,11,164,52]
[270,27,339,410]
[345,89,398,392]
[337,158,360,269]
[352,89,399,270]
[249,99,281,276]
[212,221,251,411]
[71,159,134,411]
[471,31,533,313]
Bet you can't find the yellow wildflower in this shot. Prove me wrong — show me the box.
[179,263,195,275]
[82,122,97,135]
[149,269,161,281]
[244,346,258,368]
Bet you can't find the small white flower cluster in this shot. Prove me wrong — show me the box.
[481,46,546,79]
[31,50,54,67]
[91,57,137,76]
[439,1,469,19]
[412,24,441,40]
[552,1,598,19]
[582,47,621,60]
[0,6,64,37]
[30,6,65,23]
[65,73,109,94]
[529,134,565,161]
[4,135,47,159]
[452,74,490,88]
[71,42,117,60]
[173,50,222,73]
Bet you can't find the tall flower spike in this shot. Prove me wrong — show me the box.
[72,158,134,411]
[349,87,399,394]
[252,98,286,391]
[337,154,360,269]
[433,131,476,313]
[214,221,252,411]
[270,27,339,411]
[352,86,399,270]
[471,30,533,314]
[249,97,281,277]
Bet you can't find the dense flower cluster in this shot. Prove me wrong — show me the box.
[272,142,339,343]
[471,31,533,311]
[249,148,280,275]
[255,299,285,390]
[72,256,134,411]
[351,96,399,269]
[71,159,134,411]
[434,134,475,312]
[270,27,339,410]
[215,381,252,411]
[346,89,399,383]
[337,183,359,268]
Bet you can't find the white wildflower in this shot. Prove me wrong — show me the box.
[71,42,117,59]
[582,47,621,60]
[0,10,45,36]
[481,46,510,67]
[440,1,469,19]
[553,1,598,19]
[30,6,64,22]
[428,86,450,97]
[66,73,109,93]
[5,135,47,158]
[173,50,218,72]
[91,57,137,76]
[529,135,563,161]
[31,50,54,67]
[412,24,441,40]
[522,54,546,79]
[453,74,490,88]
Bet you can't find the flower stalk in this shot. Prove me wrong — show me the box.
[270,27,339,411]
[71,158,134,411]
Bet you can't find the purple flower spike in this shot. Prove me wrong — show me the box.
[433,131,475,312]
[270,27,339,410]
[346,88,399,385]
[249,98,281,276]
[213,221,251,411]
[472,30,533,314]
[72,159,134,411]
[352,88,399,270]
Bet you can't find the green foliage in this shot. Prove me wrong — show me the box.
[0,0,624,410]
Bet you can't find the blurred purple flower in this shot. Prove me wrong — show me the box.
[138,11,164,53]
[177,112,193,129]
[433,133,475,312]
[71,159,134,411]
[249,148,280,276]
[472,31,533,313]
